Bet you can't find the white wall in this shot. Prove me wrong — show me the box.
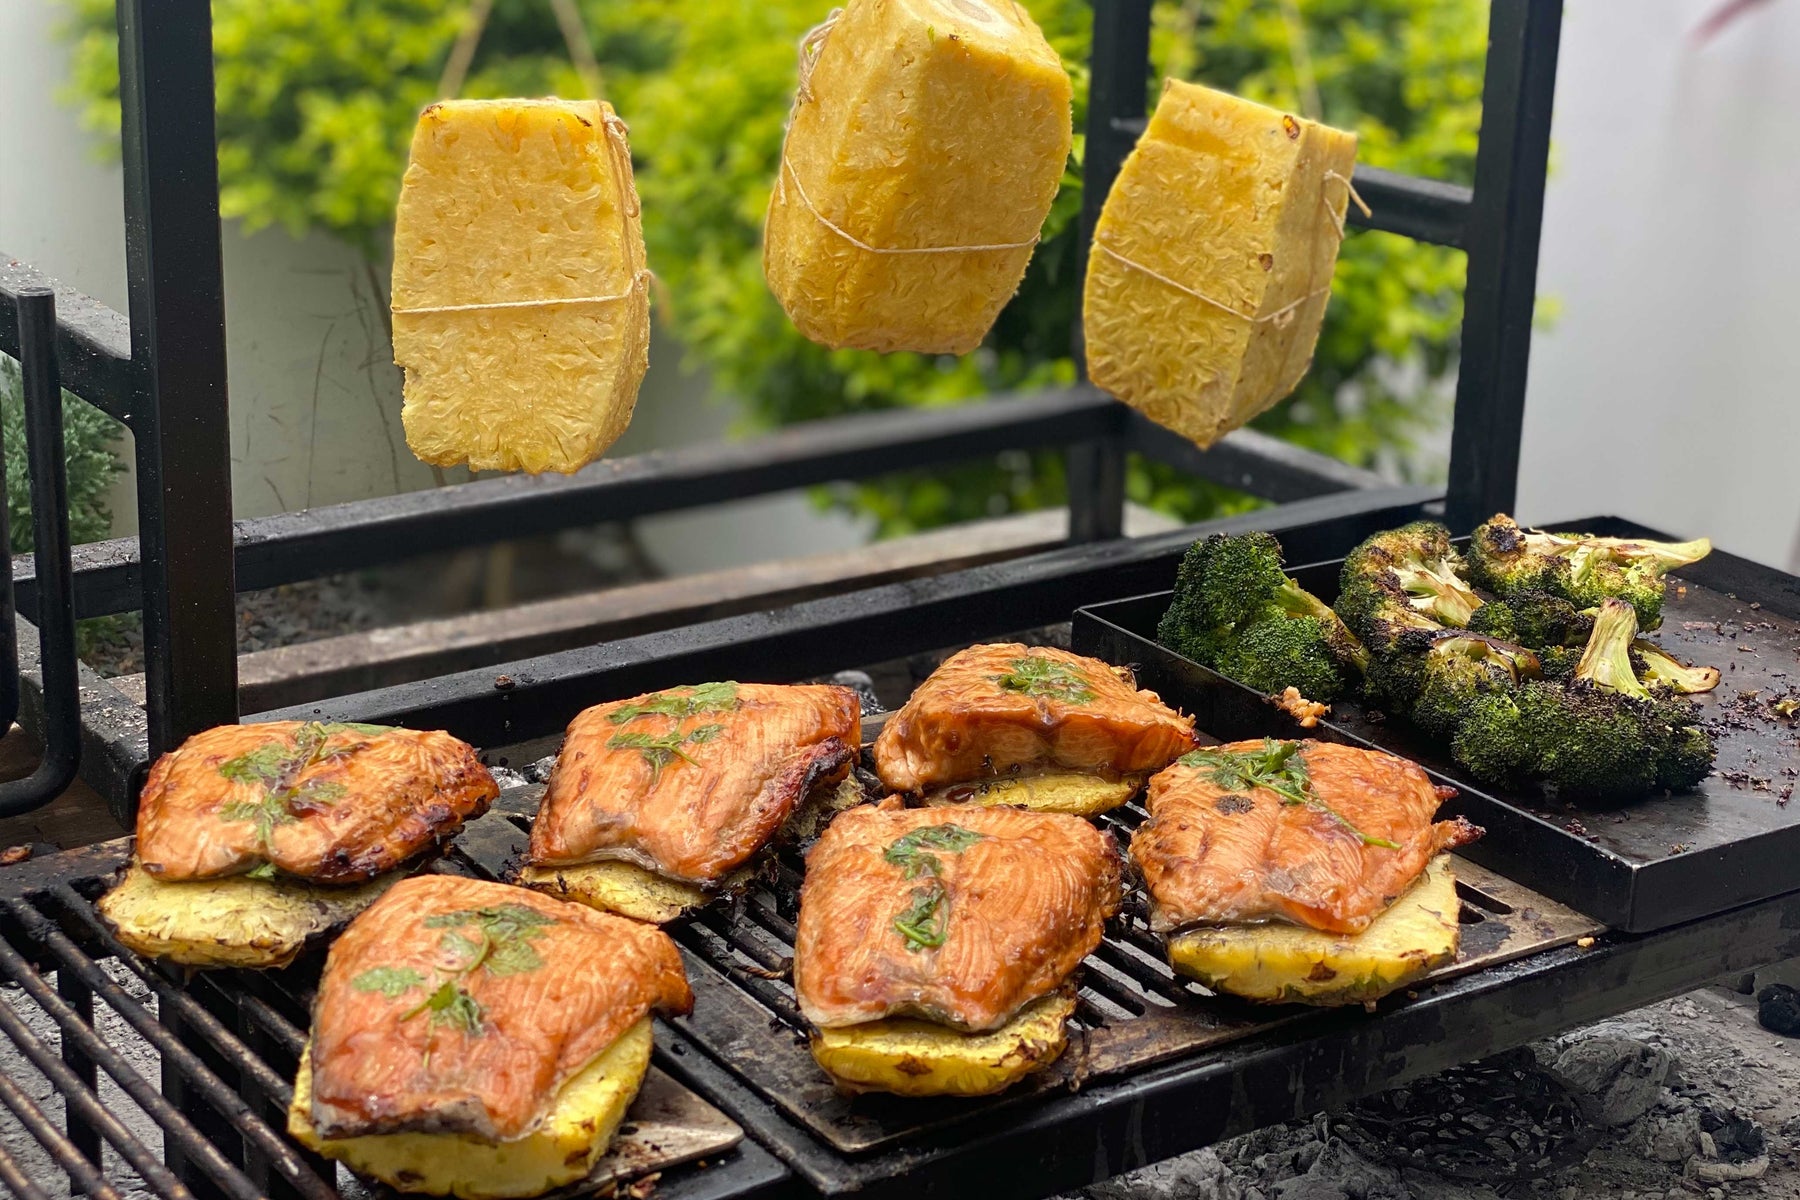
[1519,0,1800,569]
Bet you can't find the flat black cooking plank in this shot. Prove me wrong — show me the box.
[1073,515,1800,932]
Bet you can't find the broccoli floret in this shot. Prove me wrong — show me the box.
[1631,639,1721,695]
[1157,532,1367,701]
[1536,645,1582,680]
[1466,514,1710,629]
[1411,635,1543,740]
[1447,598,1715,799]
[1466,589,1594,650]
[1340,521,1484,629]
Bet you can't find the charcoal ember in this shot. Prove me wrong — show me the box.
[1757,982,1800,1037]
[1642,1110,1702,1163]
[1084,1150,1247,1200]
[523,753,558,783]
[825,669,884,715]
[1551,1036,1678,1126]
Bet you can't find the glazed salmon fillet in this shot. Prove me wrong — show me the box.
[137,722,497,883]
[307,876,691,1142]
[794,802,1123,1031]
[1131,739,1480,935]
[529,682,859,885]
[872,644,1196,792]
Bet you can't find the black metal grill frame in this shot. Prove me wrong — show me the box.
[0,0,1561,813]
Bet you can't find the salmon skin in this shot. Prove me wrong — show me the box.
[1131,739,1480,935]
[307,876,691,1142]
[794,801,1123,1032]
[872,643,1196,793]
[136,722,497,884]
[528,682,859,885]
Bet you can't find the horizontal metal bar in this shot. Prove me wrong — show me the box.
[0,257,136,427]
[1099,130,1471,249]
[1125,414,1388,500]
[255,487,1437,748]
[18,389,1386,621]
[23,386,1122,619]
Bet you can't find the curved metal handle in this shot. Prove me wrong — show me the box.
[0,287,81,814]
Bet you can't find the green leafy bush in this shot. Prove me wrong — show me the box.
[0,357,125,552]
[63,0,1483,534]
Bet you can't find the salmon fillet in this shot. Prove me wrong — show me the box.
[1131,739,1480,935]
[794,802,1123,1031]
[872,644,1196,793]
[137,722,497,883]
[308,876,691,1142]
[528,683,858,885]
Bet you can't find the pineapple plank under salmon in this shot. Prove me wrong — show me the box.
[871,643,1196,811]
[522,682,860,922]
[289,877,692,1197]
[794,802,1121,1096]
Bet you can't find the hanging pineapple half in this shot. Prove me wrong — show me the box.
[391,99,650,475]
[1083,80,1358,448]
[764,0,1072,355]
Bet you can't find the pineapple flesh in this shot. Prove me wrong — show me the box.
[1083,80,1358,447]
[921,771,1145,815]
[288,1018,652,1199]
[1166,855,1461,1006]
[392,99,649,475]
[810,991,1076,1097]
[518,860,749,926]
[764,0,1072,354]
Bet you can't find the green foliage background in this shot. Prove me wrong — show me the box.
[65,0,1485,535]
[0,357,125,552]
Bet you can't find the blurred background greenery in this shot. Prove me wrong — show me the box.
[62,0,1485,537]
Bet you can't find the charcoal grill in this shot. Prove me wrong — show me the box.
[9,0,1800,1198]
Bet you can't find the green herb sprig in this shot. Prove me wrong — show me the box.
[347,902,558,1042]
[1179,739,1400,850]
[219,722,386,858]
[992,655,1095,704]
[607,682,740,725]
[607,724,725,784]
[883,824,985,950]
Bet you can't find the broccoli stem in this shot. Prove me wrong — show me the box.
[1574,598,1649,699]
[1272,580,1371,671]
[1633,638,1721,694]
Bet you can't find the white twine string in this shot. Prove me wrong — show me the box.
[393,113,649,315]
[776,6,1039,258]
[1094,166,1373,328]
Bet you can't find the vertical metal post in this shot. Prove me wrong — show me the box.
[1066,0,1151,543]
[1443,0,1563,532]
[116,0,239,754]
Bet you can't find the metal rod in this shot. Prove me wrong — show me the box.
[1443,0,1563,530]
[0,287,81,815]
[0,1142,58,1200]
[116,0,239,753]
[0,260,135,427]
[57,967,106,1182]
[0,1062,124,1200]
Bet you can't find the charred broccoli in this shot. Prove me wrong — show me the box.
[1465,589,1595,649]
[1466,514,1711,629]
[1449,598,1715,799]
[1410,635,1543,740]
[1631,639,1721,695]
[1157,532,1368,701]
[1339,521,1485,630]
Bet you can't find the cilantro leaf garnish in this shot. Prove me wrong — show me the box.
[607,725,725,784]
[882,824,985,879]
[1178,739,1399,849]
[894,883,951,951]
[351,967,425,998]
[992,655,1096,704]
[607,682,740,725]
[216,722,379,859]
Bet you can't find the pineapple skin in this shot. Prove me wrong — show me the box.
[810,991,1076,1097]
[1083,80,1357,447]
[1166,856,1461,1006]
[764,0,1072,355]
[392,99,650,475]
[288,1018,652,1199]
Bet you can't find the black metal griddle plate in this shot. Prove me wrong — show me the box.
[1072,515,1800,933]
[471,784,1596,1160]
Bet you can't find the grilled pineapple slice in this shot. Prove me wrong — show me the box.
[392,99,650,474]
[1167,855,1461,1006]
[289,1018,651,1199]
[810,991,1076,1097]
[517,860,749,925]
[923,772,1144,816]
[96,861,396,970]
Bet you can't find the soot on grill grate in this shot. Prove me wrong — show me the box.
[1330,1050,1597,1182]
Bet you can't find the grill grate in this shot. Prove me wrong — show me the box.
[0,825,756,1199]
[485,778,1601,1158]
